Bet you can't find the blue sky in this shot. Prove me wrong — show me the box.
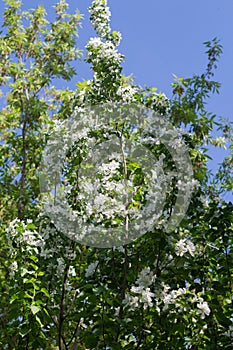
[0,0,232,200]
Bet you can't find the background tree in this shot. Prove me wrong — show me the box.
[0,0,232,349]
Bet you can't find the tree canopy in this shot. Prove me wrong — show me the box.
[0,0,232,349]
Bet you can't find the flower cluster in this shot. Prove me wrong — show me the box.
[85,261,99,278]
[177,178,200,192]
[6,218,44,255]
[161,284,211,319]
[89,0,111,39]
[89,0,122,46]
[160,283,187,311]
[8,261,18,279]
[196,300,211,319]
[145,91,171,115]
[116,85,138,103]
[123,267,156,310]
[86,38,124,79]
[124,274,211,321]
[41,99,196,247]
[175,238,196,257]
[5,219,46,285]
[85,0,126,100]
[153,92,171,115]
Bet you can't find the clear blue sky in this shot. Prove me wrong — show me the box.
[0,0,232,200]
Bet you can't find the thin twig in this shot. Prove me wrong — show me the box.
[58,264,69,350]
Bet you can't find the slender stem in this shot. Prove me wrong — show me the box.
[114,126,129,342]
[58,264,69,350]
[223,232,233,307]
[117,125,129,239]
[67,319,80,349]
[136,306,144,349]
[155,244,162,278]
[111,248,118,287]
[101,299,106,349]
[18,117,27,219]
[121,139,129,232]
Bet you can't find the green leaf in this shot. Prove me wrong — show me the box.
[35,315,43,327]
[31,304,40,315]
[40,287,50,298]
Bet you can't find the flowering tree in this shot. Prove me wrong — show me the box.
[0,0,232,349]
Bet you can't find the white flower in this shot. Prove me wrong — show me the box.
[175,238,195,257]
[6,219,44,255]
[114,306,120,316]
[99,160,120,176]
[123,294,139,311]
[223,325,233,337]
[161,285,187,311]
[10,261,18,271]
[175,239,187,256]
[125,268,156,310]
[186,240,196,256]
[116,85,137,102]
[135,267,155,288]
[9,261,18,278]
[131,285,144,294]
[148,92,170,115]
[85,261,99,278]
[86,40,123,63]
[8,218,20,229]
[89,0,111,38]
[141,288,155,309]
[197,301,211,319]
[87,37,102,48]
[115,245,124,253]
[69,266,76,277]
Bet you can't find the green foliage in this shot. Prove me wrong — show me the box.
[0,1,232,349]
[0,0,82,222]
